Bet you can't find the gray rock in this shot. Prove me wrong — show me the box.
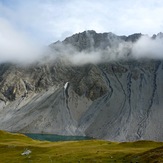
[0,31,163,142]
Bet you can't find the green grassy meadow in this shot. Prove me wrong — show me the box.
[0,130,163,163]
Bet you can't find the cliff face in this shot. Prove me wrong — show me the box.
[0,31,163,141]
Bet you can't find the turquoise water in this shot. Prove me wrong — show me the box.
[25,133,92,142]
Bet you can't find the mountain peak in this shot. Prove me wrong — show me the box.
[156,32,163,38]
[62,30,120,51]
[125,33,142,42]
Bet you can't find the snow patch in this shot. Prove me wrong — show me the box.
[64,82,69,90]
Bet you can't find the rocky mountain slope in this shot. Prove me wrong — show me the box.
[0,31,163,141]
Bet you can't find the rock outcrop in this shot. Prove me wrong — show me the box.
[0,31,163,141]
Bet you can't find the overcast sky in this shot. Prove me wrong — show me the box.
[0,0,163,44]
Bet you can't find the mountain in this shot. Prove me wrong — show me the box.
[0,31,163,141]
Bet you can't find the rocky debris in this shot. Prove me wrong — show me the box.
[21,149,31,156]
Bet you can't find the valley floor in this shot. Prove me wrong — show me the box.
[0,130,163,163]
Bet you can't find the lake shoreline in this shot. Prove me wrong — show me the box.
[24,133,93,142]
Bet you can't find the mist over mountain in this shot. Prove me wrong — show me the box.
[1,30,163,65]
[44,31,163,65]
[0,31,163,141]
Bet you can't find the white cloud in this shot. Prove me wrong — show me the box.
[0,17,42,64]
[132,35,163,59]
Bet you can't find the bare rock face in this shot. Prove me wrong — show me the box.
[0,31,163,141]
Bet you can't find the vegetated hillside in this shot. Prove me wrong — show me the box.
[1,130,163,163]
[0,31,163,141]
